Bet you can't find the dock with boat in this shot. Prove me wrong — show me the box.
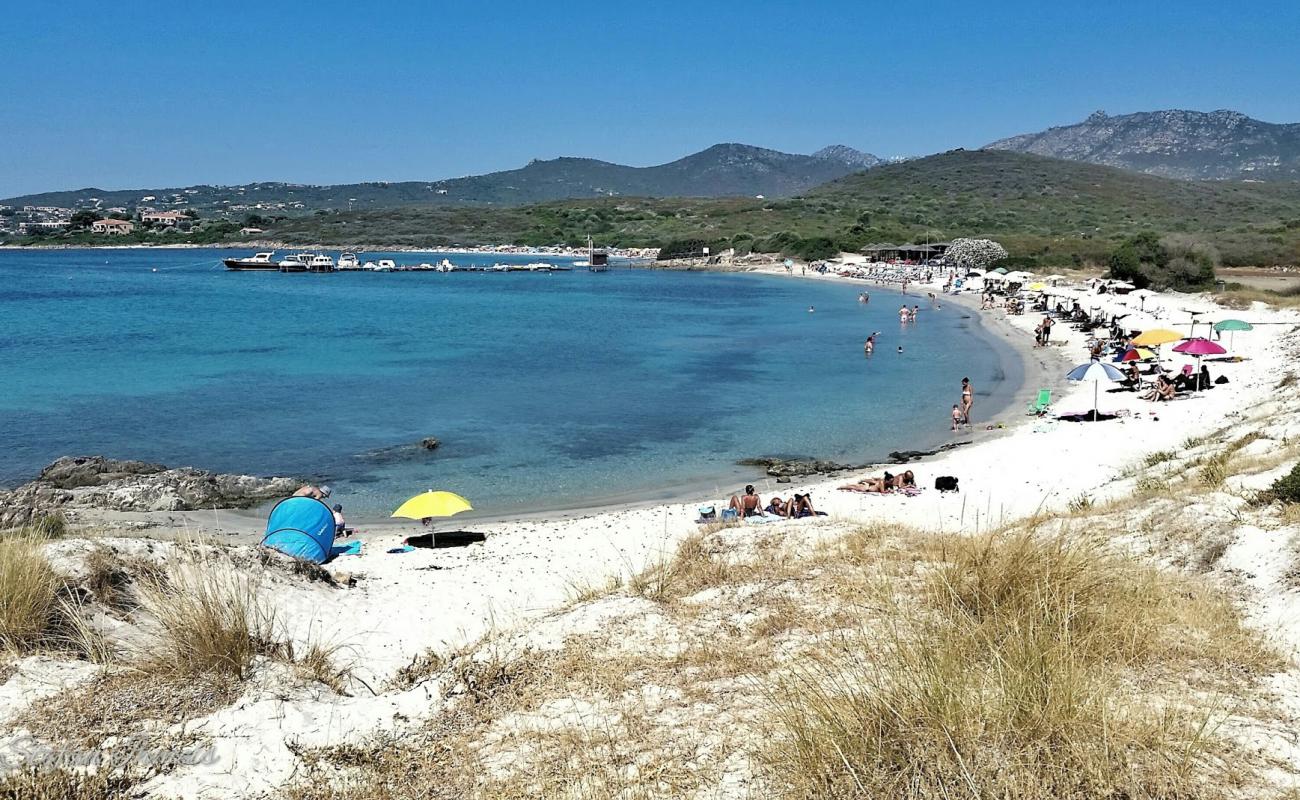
[223,251,577,274]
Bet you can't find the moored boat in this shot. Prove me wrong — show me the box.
[306,254,335,272]
[278,254,309,272]
[223,252,280,271]
[337,252,361,270]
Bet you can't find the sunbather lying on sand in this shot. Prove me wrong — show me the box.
[766,496,790,517]
[839,470,915,493]
[728,485,764,518]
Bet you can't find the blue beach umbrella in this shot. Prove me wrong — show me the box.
[1066,361,1126,421]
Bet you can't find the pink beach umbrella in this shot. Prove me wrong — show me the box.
[1172,337,1227,391]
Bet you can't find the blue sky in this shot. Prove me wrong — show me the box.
[2,0,1298,195]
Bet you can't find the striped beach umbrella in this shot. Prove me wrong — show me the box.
[1066,361,1125,420]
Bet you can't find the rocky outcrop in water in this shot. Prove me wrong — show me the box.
[0,456,300,529]
[738,457,863,478]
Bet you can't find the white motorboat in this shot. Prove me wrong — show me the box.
[306,254,335,272]
[436,258,456,272]
[278,254,309,272]
[337,252,361,270]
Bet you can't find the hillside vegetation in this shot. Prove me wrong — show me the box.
[264,150,1300,268]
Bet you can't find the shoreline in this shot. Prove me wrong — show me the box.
[55,269,1052,536]
[0,241,659,260]
[12,275,1298,799]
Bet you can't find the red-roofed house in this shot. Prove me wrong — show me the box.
[141,210,187,226]
[92,219,135,235]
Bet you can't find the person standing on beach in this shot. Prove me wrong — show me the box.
[951,404,963,431]
[960,378,974,426]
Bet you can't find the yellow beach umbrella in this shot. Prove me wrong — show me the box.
[1132,329,1183,347]
[391,490,473,520]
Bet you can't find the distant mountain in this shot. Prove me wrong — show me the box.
[1,144,881,213]
[812,145,882,170]
[265,149,1300,269]
[986,109,1300,180]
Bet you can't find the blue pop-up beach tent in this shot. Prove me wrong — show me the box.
[261,496,336,563]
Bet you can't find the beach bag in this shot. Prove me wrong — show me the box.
[698,505,716,520]
[934,476,959,493]
[721,508,738,521]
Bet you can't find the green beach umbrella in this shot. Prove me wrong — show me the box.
[1213,319,1253,349]
[992,267,1008,274]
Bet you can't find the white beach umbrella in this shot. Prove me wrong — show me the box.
[1115,311,1162,331]
[1128,288,1157,310]
[1066,361,1125,421]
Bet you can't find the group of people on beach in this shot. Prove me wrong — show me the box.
[294,484,349,535]
[951,377,975,431]
[726,485,818,519]
[839,469,916,493]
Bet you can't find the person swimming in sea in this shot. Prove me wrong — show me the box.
[864,334,876,355]
[859,292,870,304]
[808,306,815,313]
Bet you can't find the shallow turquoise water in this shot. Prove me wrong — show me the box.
[0,248,1019,517]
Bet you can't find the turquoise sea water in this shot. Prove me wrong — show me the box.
[0,248,1020,517]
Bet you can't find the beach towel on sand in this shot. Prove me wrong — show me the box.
[330,540,362,557]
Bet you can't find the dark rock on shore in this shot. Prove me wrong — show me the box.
[0,456,300,529]
[738,457,864,478]
[886,441,972,464]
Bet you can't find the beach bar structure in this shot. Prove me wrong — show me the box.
[862,242,951,262]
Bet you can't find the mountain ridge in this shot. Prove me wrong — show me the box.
[1,144,881,212]
[986,109,1300,180]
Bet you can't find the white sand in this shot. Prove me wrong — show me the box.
[6,271,1300,798]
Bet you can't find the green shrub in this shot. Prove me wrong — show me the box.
[656,238,715,260]
[1271,462,1300,504]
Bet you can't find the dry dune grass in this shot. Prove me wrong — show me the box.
[0,767,142,800]
[15,669,241,749]
[762,529,1278,799]
[284,507,1281,800]
[135,555,278,679]
[0,531,62,653]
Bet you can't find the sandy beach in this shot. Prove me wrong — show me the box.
[4,267,1300,798]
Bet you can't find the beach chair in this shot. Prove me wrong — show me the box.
[1026,388,1051,415]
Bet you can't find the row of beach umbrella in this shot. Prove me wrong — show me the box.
[1066,326,1249,419]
